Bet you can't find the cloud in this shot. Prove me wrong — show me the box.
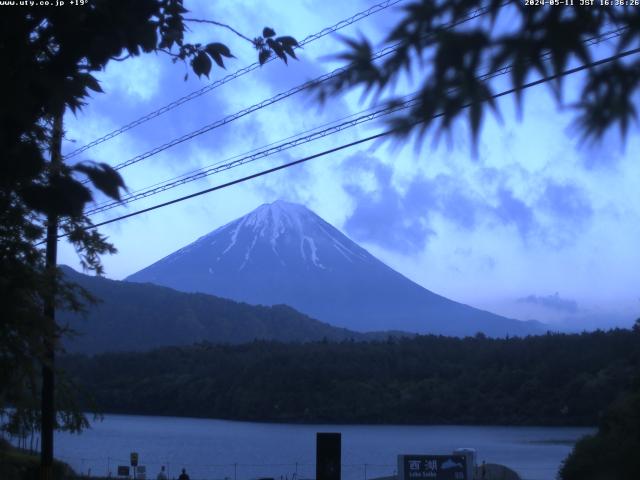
[539,181,593,225]
[340,149,600,256]
[494,187,536,238]
[341,153,520,253]
[341,152,490,254]
[568,123,627,170]
[99,55,164,102]
[482,172,594,248]
[250,150,314,204]
[406,175,480,230]
[517,293,579,314]
[533,180,594,248]
[342,153,434,253]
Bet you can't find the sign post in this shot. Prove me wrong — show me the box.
[130,452,139,480]
[117,466,130,478]
[136,465,147,480]
[398,455,467,480]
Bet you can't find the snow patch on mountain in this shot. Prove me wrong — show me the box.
[213,200,352,269]
[240,233,259,271]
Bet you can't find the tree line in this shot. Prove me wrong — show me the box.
[61,327,640,426]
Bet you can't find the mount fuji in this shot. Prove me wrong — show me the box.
[127,201,542,336]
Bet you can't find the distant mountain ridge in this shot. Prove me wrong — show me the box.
[59,266,370,354]
[127,200,543,337]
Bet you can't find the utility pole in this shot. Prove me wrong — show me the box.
[40,111,63,480]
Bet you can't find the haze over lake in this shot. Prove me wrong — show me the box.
[53,414,592,480]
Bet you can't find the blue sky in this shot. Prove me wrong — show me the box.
[59,0,640,330]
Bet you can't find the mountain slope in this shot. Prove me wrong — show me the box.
[59,266,368,354]
[127,201,542,337]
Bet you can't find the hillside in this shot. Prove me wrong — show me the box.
[59,266,369,354]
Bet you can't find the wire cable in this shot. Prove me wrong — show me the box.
[62,46,640,237]
[84,25,627,216]
[63,0,405,160]
[77,1,505,181]
[90,101,389,205]
[84,99,418,215]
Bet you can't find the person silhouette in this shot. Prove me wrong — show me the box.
[178,468,190,480]
[157,466,168,480]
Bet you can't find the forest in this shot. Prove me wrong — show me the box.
[61,327,640,426]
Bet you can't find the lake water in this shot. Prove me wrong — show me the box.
[51,414,593,480]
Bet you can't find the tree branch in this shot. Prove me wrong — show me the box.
[110,53,131,62]
[183,18,254,45]
[157,48,183,60]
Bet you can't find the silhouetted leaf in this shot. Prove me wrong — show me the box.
[80,74,103,93]
[276,37,298,59]
[259,49,271,65]
[205,43,234,69]
[74,162,126,201]
[191,51,212,78]
[276,36,298,48]
[54,177,93,217]
[208,51,224,68]
[267,38,286,63]
[22,177,92,217]
[263,27,276,38]
[205,42,234,58]
[574,61,640,142]
[140,25,158,52]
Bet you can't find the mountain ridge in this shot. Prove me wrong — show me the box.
[59,266,377,354]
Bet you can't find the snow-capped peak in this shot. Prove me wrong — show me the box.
[219,200,368,269]
[126,200,536,336]
[173,200,369,273]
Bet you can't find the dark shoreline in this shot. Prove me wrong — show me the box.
[77,409,599,429]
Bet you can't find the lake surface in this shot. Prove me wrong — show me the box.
[51,414,593,480]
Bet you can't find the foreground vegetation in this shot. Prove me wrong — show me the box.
[62,328,640,425]
[560,377,640,480]
[0,439,73,480]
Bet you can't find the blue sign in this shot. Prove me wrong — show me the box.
[398,455,467,480]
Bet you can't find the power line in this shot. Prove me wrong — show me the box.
[62,0,405,160]
[65,46,640,236]
[84,99,418,216]
[91,101,391,206]
[84,26,627,217]
[85,132,396,231]
[78,1,503,181]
